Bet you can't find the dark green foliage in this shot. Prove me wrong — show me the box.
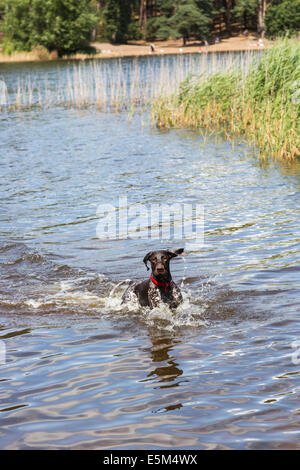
[145,16,178,41]
[145,0,213,42]
[156,0,175,17]
[1,0,98,55]
[232,0,258,29]
[0,0,299,51]
[170,1,212,43]
[0,0,32,52]
[145,1,179,41]
[102,0,134,43]
[265,0,300,38]
[0,1,5,19]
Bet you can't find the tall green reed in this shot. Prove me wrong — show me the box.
[0,51,254,113]
[153,40,300,161]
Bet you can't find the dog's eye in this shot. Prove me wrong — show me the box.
[151,257,157,262]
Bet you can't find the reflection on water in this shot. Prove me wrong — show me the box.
[0,56,300,449]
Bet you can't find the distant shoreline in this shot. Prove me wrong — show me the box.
[0,35,271,64]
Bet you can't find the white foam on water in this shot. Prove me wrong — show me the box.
[24,277,108,311]
[180,255,187,289]
[25,299,42,309]
[22,273,213,330]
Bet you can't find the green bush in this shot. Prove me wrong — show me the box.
[127,20,143,41]
[1,0,98,56]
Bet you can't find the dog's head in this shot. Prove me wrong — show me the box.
[143,248,184,279]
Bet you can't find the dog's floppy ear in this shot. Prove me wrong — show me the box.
[143,251,153,271]
[167,248,184,258]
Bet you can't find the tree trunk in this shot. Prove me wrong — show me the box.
[139,0,147,30]
[223,0,232,36]
[243,11,248,30]
[92,1,105,41]
[258,0,267,38]
[150,0,156,17]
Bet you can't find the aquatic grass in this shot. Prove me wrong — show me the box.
[152,40,300,161]
[0,51,253,114]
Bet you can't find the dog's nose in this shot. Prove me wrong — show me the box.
[157,266,165,273]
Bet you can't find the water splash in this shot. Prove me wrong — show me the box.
[20,274,210,331]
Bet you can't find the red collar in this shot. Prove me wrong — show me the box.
[150,274,173,294]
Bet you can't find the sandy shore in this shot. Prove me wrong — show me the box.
[93,35,270,58]
[0,35,270,63]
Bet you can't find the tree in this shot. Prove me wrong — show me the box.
[233,0,300,38]
[223,0,233,35]
[139,0,147,29]
[265,0,300,37]
[232,0,259,30]
[0,1,5,21]
[145,0,176,40]
[1,0,33,52]
[102,0,135,43]
[257,0,266,37]
[1,0,98,55]
[156,0,175,17]
[145,0,213,43]
[170,0,212,44]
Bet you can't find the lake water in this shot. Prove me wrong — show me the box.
[0,54,300,450]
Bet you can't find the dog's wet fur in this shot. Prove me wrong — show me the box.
[122,249,184,309]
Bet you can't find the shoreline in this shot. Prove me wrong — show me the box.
[0,35,271,63]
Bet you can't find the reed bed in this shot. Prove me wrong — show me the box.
[0,51,255,114]
[2,45,295,161]
[152,40,300,161]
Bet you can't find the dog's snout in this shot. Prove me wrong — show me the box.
[156,262,165,273]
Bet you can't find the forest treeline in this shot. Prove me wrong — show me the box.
[98,0,300,44]
[0,0,299,56]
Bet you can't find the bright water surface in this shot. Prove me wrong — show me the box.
[0,55,300,449]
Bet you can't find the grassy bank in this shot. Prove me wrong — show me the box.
[152,40,300,161]
[0,45,101,62]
